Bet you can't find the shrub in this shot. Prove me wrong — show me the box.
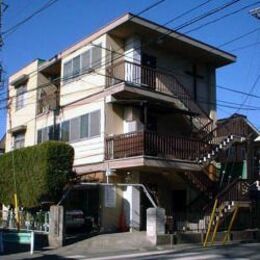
[0,141,74,208]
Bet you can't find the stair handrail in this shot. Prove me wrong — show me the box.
[201,116,251,144]
[203,178,239,214]
[204,178,254,214]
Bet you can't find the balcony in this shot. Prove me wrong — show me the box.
[105,131,210,162]
[106,60,212,134]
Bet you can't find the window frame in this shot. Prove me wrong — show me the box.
[62,44,103,84]
[15,85,27,111]
[13,132,25,149]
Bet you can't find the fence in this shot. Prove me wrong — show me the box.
[0,210,49,233]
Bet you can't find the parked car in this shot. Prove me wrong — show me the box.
[65,209,85,228]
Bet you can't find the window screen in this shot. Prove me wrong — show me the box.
[70,117,80,141]
[89,110,101,137]
[80,114,89,138]
[81,50,91,72]
[42,127,48,142]
[13,133,25,149]
[63,60,73,80]
[37,129,42,144]
[92,45,102,69]
[72,55,81,77]
[16,85,27,110]
[61,121,70,141]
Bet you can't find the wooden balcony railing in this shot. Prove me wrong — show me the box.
[106,60,213,134]
[105,131,210,161]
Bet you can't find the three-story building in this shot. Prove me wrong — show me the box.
[7,13,247,232]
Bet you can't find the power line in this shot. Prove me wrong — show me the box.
[2,0,256,118]
[229,41,260,52]
[184,1,260,34]
[135,0,168,16]
[217,85,260,99]
[236,73,260,112]
[3,0,60,37]
[218,27,260,48]
[163,0,213,26]
[174,0,242,31]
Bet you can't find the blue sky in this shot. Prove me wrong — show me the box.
[0,0,260,138]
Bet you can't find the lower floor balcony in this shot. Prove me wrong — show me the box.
[105,131,209,162]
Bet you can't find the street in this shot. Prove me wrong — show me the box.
[2,242,260,259]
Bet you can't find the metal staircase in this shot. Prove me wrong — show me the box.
[198,134,245,165]
[203,179,257,246]
[183,171,215,198]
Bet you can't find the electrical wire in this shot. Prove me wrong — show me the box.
[3,0,60,38]
[184,1,260,34]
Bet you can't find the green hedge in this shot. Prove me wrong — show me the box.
[0,141,74,208]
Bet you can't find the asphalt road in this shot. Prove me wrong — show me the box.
[2,242,260,260]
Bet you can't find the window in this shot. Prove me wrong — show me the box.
[62,110,101,142]
[37,110,101,144]
[70,117,80,141]
[80,114,89,138]
[92,45,102,69]
[37,124,60,144]
[61,121,70,142]
[63,60,73,80]
[81,50,91,72]
[16,85,27,110]
[72,55,81,77]
[63,44,102,83]
[13,132,25,149]
[37,129,42,144]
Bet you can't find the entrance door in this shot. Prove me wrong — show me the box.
[141,53,157,89]
[172,190,186,212]
[172,190,187,230]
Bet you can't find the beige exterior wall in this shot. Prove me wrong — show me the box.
[5,29,220,170]
[144,46,216,119]
[5,60,43,152]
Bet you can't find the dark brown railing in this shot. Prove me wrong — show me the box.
[184,171,215,195]
[202,116,250,144]
[204,179,253,214]
[216,116,251,138]
[217,179,253,205]
[106,60,213,134]
[105,130,210,161]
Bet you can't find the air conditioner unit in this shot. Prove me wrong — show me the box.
[124,121,137,133]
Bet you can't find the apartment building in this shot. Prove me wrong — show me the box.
[6,13,258,232]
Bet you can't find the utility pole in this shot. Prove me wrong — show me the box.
[250,7,260,20]
[248,7,260,178]
[0,0,8,88]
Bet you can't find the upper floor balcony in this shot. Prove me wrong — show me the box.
[105,60,213,135]
[105,130,210,162]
